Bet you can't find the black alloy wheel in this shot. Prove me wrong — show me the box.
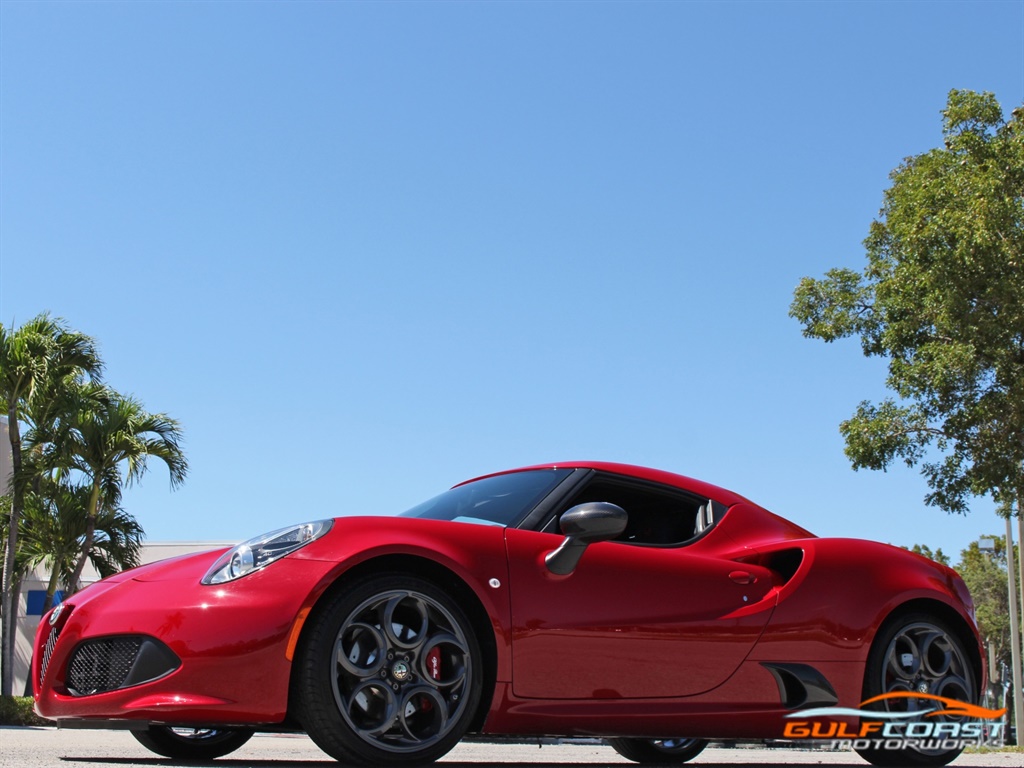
[294,574,482,766]
[131,725,254,759]
[855,613,975,767]
[607,737,709,764]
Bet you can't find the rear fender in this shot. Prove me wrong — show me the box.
[750,538,978,669]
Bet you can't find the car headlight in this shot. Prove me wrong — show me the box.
[201,520,333,584]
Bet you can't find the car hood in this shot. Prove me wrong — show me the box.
[127,549,226,582]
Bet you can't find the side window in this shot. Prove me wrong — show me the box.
[550,475,707,546]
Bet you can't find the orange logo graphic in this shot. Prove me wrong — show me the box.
[858,693,1005,720]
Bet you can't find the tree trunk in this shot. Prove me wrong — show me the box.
[41,565,61,615]
[64,481,99,598]
[2,403,24,697]
[14,573,34,698]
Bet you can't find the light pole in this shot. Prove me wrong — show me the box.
[1003,518,1024,745]
[980,533,1020,744]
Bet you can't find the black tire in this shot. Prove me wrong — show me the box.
[855,612,975,767]
[131,725,254,759]
[293,574,483,766]
[607,737,709,764]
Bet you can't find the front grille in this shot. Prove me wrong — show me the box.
[66,638,143,696]
[39,625,61,686]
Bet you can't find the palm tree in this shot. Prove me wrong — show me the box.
[0,314,102,696]
[22,482,144,613]
[16,484,143,697]
[56,386,186,596]
[22,373,111,492]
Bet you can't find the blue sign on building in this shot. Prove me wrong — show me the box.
[26,590,62,615]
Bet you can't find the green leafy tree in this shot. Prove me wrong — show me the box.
[0,315,101,696]
[908,543,951,566]
[956,536,1017,689]
[54,384,186,595]
[790,90,1024,515]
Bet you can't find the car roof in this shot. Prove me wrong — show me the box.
[454,461,756,508]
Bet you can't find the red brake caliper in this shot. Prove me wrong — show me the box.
[426,646,442,682]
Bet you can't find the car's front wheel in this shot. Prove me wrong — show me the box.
[131,725,254,759]
[294,574,483,766]
[607,737,709,764]
[855,612,976,767]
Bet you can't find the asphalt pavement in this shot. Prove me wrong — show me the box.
[2,728,1023,768]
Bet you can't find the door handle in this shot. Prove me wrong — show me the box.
[729,570,756,585]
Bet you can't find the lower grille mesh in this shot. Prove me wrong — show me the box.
[66,638,143,696]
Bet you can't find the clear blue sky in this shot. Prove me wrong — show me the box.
[1,1,1022,561]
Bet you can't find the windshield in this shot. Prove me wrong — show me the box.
[399,468,573,527]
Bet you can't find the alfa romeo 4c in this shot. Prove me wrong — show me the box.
[34,462,983,766]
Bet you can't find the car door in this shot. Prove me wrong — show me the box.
[505,477,777,700]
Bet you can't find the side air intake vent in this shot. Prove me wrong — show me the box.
[762,549,804,585]
[762,662,838,709]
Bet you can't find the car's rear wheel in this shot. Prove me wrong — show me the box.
[131,725,254,759]
[294,574,482,766]
[607,737,708,763]
[855,612,975,767]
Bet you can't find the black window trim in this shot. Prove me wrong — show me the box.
[532,470,724,547]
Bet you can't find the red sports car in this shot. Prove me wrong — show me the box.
[33,462,982,766]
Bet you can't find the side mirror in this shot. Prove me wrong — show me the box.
[544,502,627,576]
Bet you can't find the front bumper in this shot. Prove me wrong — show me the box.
[33,551,335,726]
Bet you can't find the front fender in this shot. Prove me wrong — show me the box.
[288,517,513,681]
